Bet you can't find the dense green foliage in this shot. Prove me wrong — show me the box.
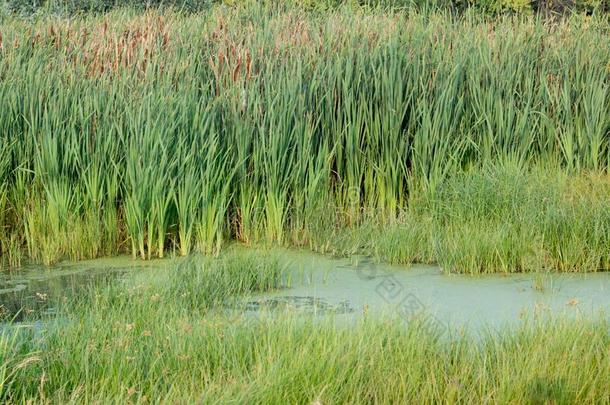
[0,6,609,272]
[1,0,609,16]
[337,162,610,273]
[2,5,608,403]
[1,252,608,402]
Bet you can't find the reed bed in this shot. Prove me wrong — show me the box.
[0,6,609,272]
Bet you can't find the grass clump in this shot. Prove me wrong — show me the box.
[323,162,610,274]
[164,250,288,311]
[429,162,610,273]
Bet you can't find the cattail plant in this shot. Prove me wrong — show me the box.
[0,6,608,273]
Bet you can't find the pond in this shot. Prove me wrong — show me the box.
[1,248,609,332]
[239,250,610,331]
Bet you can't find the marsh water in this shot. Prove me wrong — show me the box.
[0,258,163,324]
[1,249,609,331]
[246,252,610,330]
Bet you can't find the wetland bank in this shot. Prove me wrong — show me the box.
[1,249,610,403]
[1,0,610,402]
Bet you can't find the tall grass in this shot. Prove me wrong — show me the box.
[0,137,11,267]
[0,7,608,272]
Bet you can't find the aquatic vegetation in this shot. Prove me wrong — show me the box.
[0,6,609,273]
[1,248,609,402]
[164,250,288,311]
[1,276,608,403]
[1,5,608,401]
[0,141,11,268]
[311,162,610,273]
[430,163,610,273]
